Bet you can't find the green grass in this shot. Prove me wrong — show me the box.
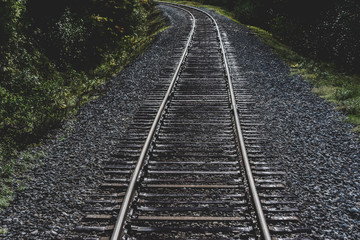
[0,150,45,210]
[161,0,360,132]
[0,184,14,208]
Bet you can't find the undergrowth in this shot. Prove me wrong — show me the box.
[163,0,360,132]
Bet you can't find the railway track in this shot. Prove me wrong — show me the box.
[75,3,311,239]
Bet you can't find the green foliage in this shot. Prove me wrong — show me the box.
[24,0,154,70]
[0,0,25,44]
[0,0,164,175]
[335,88,359,101]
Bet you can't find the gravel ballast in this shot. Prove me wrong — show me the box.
[1,3,359,239]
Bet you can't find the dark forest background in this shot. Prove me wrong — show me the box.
[190,0,360,74]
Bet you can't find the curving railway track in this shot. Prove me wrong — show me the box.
[75,3,311,239]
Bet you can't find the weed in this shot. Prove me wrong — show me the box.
[17,183,27,192]
[0,184,14,208]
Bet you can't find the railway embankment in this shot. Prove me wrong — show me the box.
[0,3,359,239]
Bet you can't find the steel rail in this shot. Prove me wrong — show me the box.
[170,3,272,240]
[110,6,196,240]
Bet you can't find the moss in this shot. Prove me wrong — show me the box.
[0,228,8,235]
[313,86,338,101]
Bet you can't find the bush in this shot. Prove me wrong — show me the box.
[24,0,151,71]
